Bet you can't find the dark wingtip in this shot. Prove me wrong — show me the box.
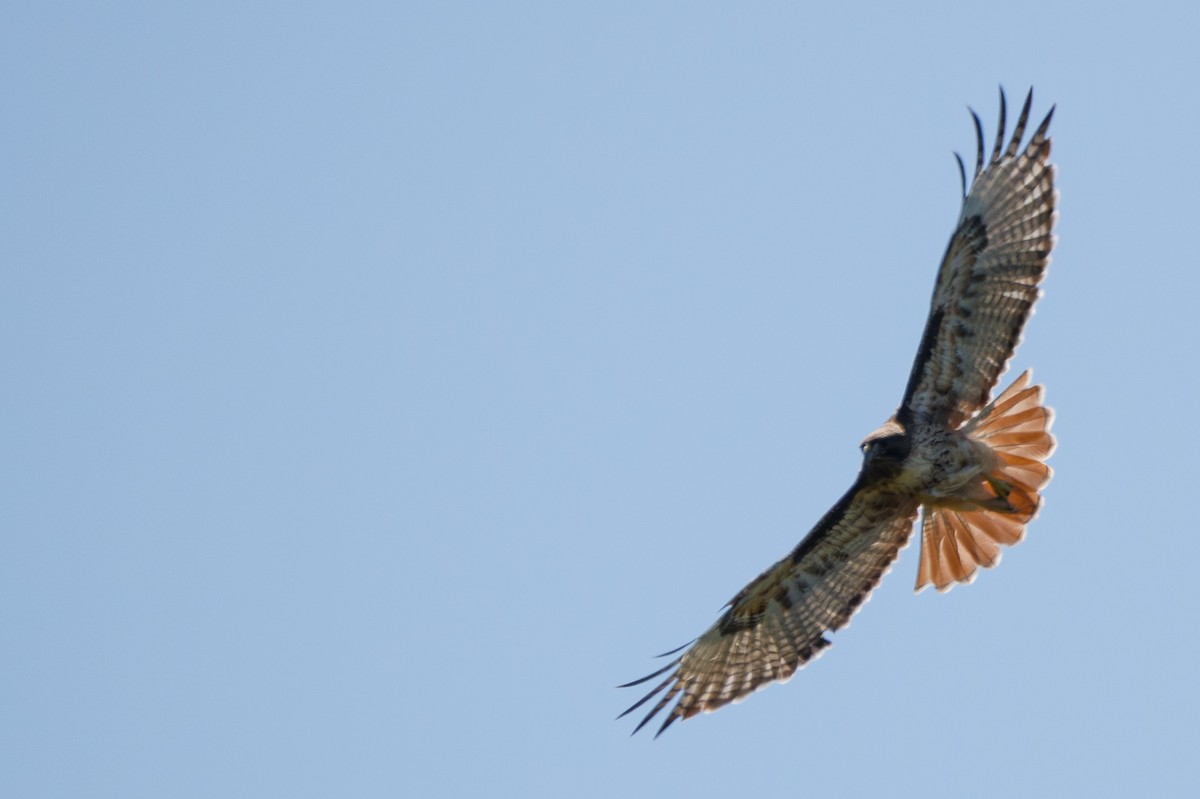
[631,711,658,736]
[654,640,694,658]
[954,152,967,198]
[1006,88,1034,158]
[990,86,1007,165]
[1032,103,1056,145]
[969,108,984,178]
[616,658,679,689]
[617,671,674,718]
[966,86,1052,175]
[619,638,694,735]
[654,712,681,738]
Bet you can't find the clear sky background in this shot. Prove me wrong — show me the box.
[4,3,1199,797]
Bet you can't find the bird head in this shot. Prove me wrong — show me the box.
[859,419,910,478]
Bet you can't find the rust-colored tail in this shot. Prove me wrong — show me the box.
[916,370,1055,593]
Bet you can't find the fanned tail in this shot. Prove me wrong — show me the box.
[916,370,1055,592]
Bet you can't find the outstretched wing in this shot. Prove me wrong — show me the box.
[619,481,919,736]
[899,89,1056,430]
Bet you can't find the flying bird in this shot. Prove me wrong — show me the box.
[620,88,1057,736]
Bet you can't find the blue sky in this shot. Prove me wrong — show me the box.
[5,3,1199,797]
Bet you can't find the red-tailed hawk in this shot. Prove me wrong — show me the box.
[620,89,1057,736]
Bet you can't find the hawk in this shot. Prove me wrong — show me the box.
[620,89,1057,736]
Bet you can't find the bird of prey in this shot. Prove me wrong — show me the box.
[620,89,1057,736]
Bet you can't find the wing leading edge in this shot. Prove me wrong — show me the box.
[619,478,919,736]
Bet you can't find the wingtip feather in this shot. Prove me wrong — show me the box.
[990,86,1007,165]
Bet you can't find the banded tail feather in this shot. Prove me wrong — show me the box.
[916,370,1055,592]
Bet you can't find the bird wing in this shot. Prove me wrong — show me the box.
[620,480,919,736]
[898,89,1056,430]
